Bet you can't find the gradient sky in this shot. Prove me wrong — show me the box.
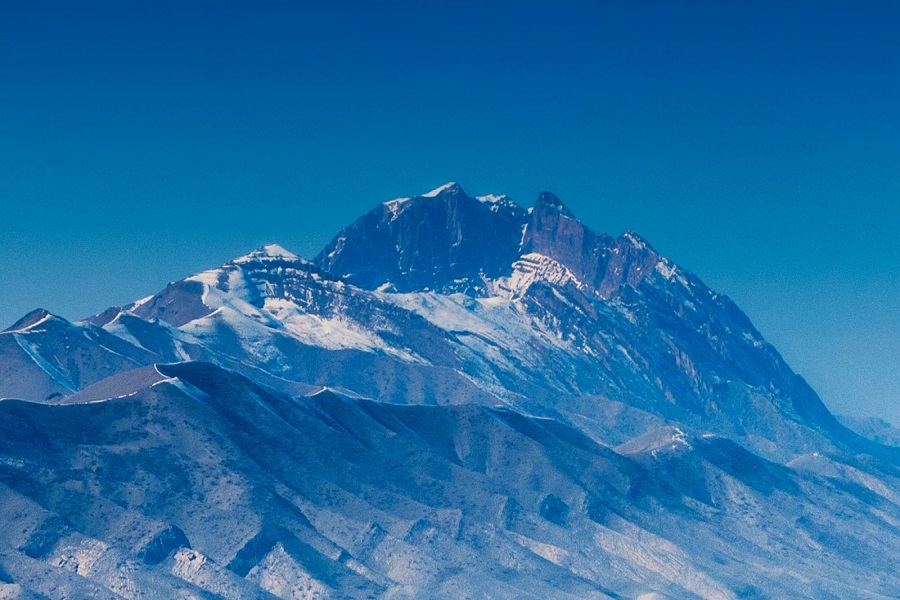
[1,1,898,422]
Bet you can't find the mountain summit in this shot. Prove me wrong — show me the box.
[1,183,898,599]
[534,190,576,217]
[315,182,530,294]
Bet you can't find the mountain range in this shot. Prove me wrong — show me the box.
[1,183,897,599]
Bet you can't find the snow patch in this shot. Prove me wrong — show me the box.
[13,334,76,392]
[383,197,412,219]
[742,331,764,348]
[655,260,677,280]
[15,312,53,332]
[262,298,421,362]
[233,243,300,264]
[622,231,647,250]
[422,182,459,197]
[496,253,586,298]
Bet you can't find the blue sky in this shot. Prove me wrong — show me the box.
[1,1,898,422]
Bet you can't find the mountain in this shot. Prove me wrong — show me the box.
[0,309,156,402]
[1,183,898,599]
[315,182,529,294]
[838,415,900,447]
[316,183,878,461]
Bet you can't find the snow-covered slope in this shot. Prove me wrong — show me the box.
[1,183,898,598]
[0,309,156,402]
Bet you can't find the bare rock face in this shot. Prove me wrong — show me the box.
[315,183,530,294]
[2,183,899,599]
[521,191,612,292]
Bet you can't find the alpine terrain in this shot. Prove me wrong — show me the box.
[1,183,898,599]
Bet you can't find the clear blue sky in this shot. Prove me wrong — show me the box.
[1,1,898,422]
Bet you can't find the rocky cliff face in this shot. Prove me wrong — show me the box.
[313,183,870,459]
[1,183,898,599]
[315,182,530,294]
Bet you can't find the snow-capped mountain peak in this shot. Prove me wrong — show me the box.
[2,308,57,332]
[475,193,509,204]
[421,181,464,197]
[315,183,530,293]
[232,243,301,264]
